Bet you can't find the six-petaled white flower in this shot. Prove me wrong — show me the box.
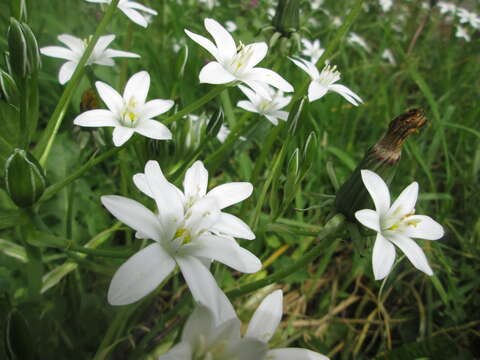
[84,0,157,27]
[237,85,291,125]
[101,160,260,309]
[301,38,325,64]
[355,170,444,280]
[290,57,363,105]
[74,71,173,146]
[40,34,140,84]
[457,8,480,29]
[437,1,456,15]
[160,290,330,360]
[455,25,471,42]
[185,18,293,99]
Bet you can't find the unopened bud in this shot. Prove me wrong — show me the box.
[335,108,426,220]
[0,69,19,104]
[272,0,300,36]
[7,18,41,79]
[5,149,46,208]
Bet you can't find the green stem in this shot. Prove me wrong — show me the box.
[34,0,120,166]
[163,84,230,126]
[40,147,123,202]
[18,77,28,148]
[227,214,345,299]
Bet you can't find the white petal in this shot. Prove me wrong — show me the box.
[242,42,268,69]
[181,304,215,344]
[246,290,282,342]
[139,99,174,119]
[354,209,380,232]
[125,2,158,15]
[267,348,329,360]
[360,170,391,215]
[242,80,273,100]
[211,212,255,239]
[372,233,396,280]
[104,49,141,59]
[307,81,328,102]
[95,81,124,115]
[112,126,134,146]
[187,235,261,273]
[265,115,279,125]
[289,57,315,78]
[232,338,268,360]
[159,342,192,360]
[184,197,220,235]
[94,34,115,54]
[184,29,220,61]
[57,34,83,50]
[183,161,209,200]
[329,83,363,106]
[238,84,260,105]
[107,243,175,305]
[388,182,418,218]
[135,119,172,140]
[199,62,236,84]
[244,68,293,93]
[120,7,148,27]
[387,233,433,276]
[270,110,289,121]
[132,173,153,198]
[204,18,237,61]
[93,57,115,66]
[176,255,236,324]
[207,182,253,209]
[40,46,76,61]
[73,109,117,127]
[403,215,444,240]
[237,100,259,114]
[124,71,150,104]
[58,61,77,85]
[100,195,162,241]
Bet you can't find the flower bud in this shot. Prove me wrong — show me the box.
[0,69,19,104]
[335,108,426,220]
[4,148,46,208]
[7,18,41,79]
[272,0,300,36]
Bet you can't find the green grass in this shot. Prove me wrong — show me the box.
[0,0,479,359]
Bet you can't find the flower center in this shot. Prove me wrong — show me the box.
[318,64,340,86]
[228,42,254,75]
[174,228,192,245]
[386,211,420,232]
[193,337,237,360]
[120,97,139,127]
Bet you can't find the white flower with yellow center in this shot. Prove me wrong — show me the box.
[160,290,329,360]
[84,0,157,27]
[355,170,444,280]
[74,71,173,146]
[40,34,140,84]
[237,85,290,126]
[101,160,260,309]
[290,57,363,105]
[185,18,293,100]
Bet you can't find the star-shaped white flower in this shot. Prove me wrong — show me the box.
[84,0,157,27]
[101,160,260,308]
[40,34,139,84]
[237,85,291,125]
[457,8,480,29]
[437,1,456,15]
[290,57,363,105]
[160,290,329,360]
[74,71,173,146]
[185,18,293,99]
[355,170,444,280]
[455,25,471,42]
[301,38,325,64]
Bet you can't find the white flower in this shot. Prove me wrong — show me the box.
[301,39,325,64]
[160,290,329,360]
[290,58,363,106]
[74,71,173,146]
[40,34,139,84]
[347,32,371,53]
[355,170,444,280]
[311,0,324,10]
[381,49,396,65]
[237,85,290,125]
[101,160,260,308]
[455,25,471,42]
[225,20,237,32]
[84,0,157,27]
[331,16,342,27]
[437,1,456,15]
[216,124,246,143]
[379,0,392,12]
[457,8,480,29]
[185,18,293,99]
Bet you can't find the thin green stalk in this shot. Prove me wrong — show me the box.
[227,213,345,299]
[250,122,284,184]
[18,77,28,148]
[163,84,230,126]
[34,0,120,166]
[40,147,123,202]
